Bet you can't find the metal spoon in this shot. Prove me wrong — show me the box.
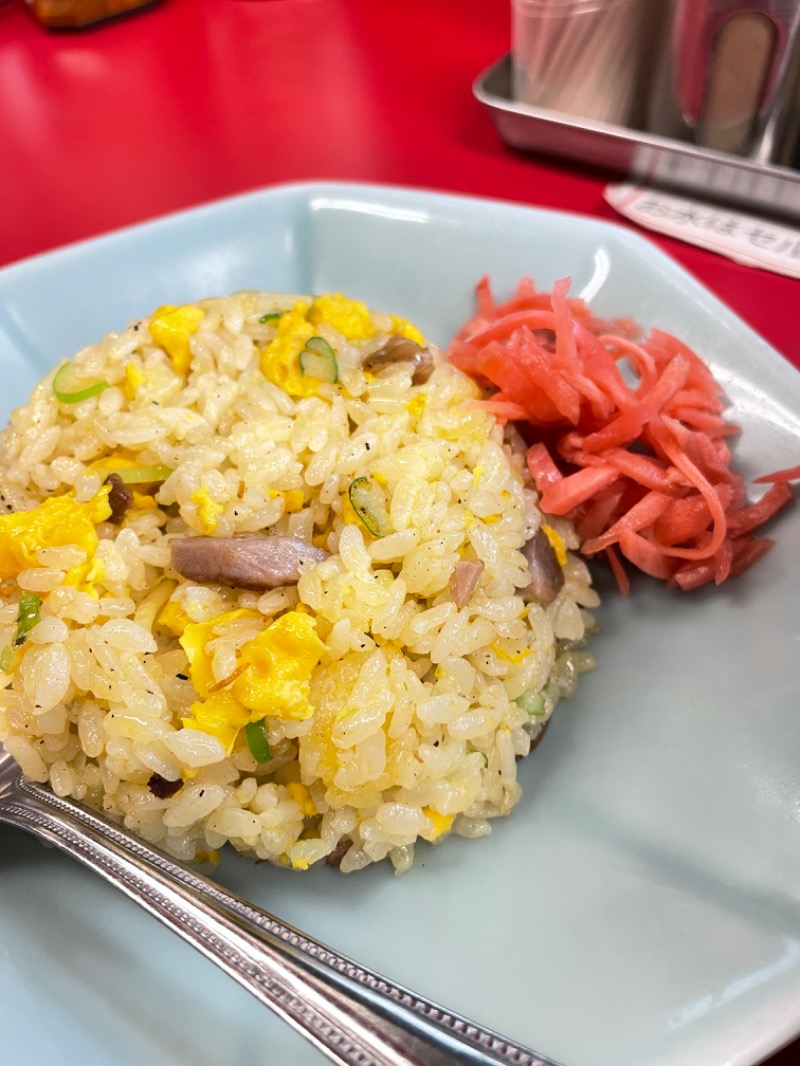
[0,744,558,1066]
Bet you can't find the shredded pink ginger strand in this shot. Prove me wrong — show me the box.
[448,276,797,592]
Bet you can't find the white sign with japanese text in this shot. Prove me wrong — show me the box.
[604,183,800,280]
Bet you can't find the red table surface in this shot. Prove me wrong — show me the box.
[0,0,798,362]
[0,1,798,1064]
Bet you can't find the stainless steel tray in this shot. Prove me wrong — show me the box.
[474,55,800,223]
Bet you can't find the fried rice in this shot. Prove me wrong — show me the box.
[0,291,598,873]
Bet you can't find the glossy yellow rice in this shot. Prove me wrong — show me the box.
[0,291,598,873]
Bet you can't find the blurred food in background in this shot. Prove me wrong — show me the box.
[25,0,159,29]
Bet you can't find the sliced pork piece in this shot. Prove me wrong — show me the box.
[449,559,484,608]
[363,336,434,384]
[521,529,565,604]
[326,838,352,868]
[170,534,328,591]
[104,473,133,525]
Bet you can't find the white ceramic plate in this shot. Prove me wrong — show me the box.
[0,183,799,1066]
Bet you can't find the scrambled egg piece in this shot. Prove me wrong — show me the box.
[259,301,317,398]
[310,293,374,340]
[158,598,191,637]
[233,611,325,719]
[179,608,260,697]
[186,690,250,755]
[190,487,223,534]
[541,524,567,567]
[180,609,325,753]
[259,295,425,401]
[0,489,111,581]
[421,807,453,841]
[340,488,361,528]
[269,488,304,513]
[132,490,158,511]
[186,686,251,754]
[406,393,427,419]
[149,304,205,375]
[490,642,531,665]
[389,315,425,346]
[84,555,106,586]
[124,361,145,400]
[89,455,135,476]
[311,295,423,346]
[286,781,317,817]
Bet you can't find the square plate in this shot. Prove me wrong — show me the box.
[1,182,799,1066]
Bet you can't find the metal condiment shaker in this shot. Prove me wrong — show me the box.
[651,0,800,163]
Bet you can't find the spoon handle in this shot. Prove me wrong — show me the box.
[1,774,557,1066]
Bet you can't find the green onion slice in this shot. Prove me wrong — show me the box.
[3,592,44,673]
[53,361,110,404]
[514,690,546,716]
[14,593,42,647]
[259,311,284,323]
[92,463,173,485]
[245,718,272,763]
[299,336,338,384]
[348,476,390,537]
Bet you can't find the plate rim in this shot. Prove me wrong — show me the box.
[0,179,783,358]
